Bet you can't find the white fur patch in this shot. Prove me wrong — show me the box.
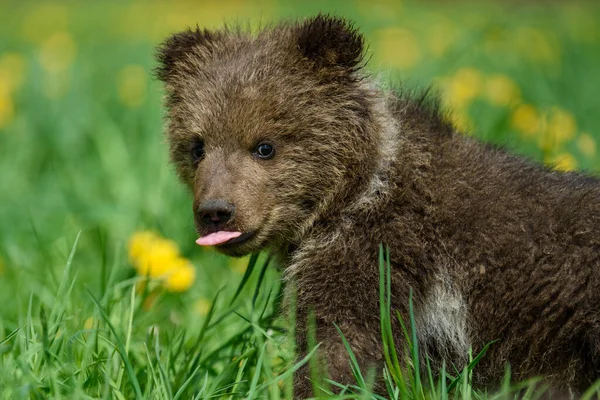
[415,279,471,363]
[349,85,400,210]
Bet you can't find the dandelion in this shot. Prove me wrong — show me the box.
[38,31,77,73]
[546,153,577,172]
[129,231,179,276]
[375,27,421,70]
[484,74,521,107]
[443,68,484,109]
[511,104,541,137]
[128,231,196,292]
[546,107,576,145]
[577,133,596,158]
[117,65,147,108]
[164,259,196,292]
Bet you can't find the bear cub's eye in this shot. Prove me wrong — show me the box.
[190,140,205,164]
[254,143,275,160]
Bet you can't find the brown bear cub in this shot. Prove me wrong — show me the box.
[156,15,600,397]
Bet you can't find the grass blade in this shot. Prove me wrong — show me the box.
[87,288,143,400]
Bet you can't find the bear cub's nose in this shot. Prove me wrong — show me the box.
[198,199,235,230]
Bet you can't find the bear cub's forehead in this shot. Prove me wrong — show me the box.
[180,42,311,103]
[173,47,327,143]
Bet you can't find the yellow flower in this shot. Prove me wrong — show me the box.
[134,240,180,278]
[117,65,147,108]
[511,104,541,137]
[129,231,160,261]
[444,68,484,109]
[546,107,576,145]
[546,153,577,172]
[38,32,77,73]
[577,133,596,158]
[484,74,521,107]
[375,27,421,70]
[128,231,196,292]
[164,259,196,292]
[128,230,179,276]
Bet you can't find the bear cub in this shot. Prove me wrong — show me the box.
[156,15,600,397]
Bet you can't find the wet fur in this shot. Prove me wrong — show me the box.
[156,15,600,397]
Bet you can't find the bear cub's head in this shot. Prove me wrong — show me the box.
[156,15,380,257]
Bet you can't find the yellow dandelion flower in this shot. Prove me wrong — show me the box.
[444,68,484,109]
[164,259,196,292]
[129,231,159,261]
[577,133,596,158]
[117,65,147,108]
[375,27,421,70]
[128,230,180,277]
[134,240,180,278]
[128,231,196,291]
[511,104,541,137]
[194,297,212,317]
[546,153,577,172]
[38,31,77,73]
[546,107,576,145]
[484,74,521,107]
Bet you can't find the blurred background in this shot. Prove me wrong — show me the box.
[0,0,599,329]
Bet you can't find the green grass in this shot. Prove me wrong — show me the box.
[0,0,599,398]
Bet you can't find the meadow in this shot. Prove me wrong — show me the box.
[0,0,599,398]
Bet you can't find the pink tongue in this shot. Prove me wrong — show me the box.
[196,231,242,246]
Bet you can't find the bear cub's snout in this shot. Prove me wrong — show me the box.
[196,199,235,232]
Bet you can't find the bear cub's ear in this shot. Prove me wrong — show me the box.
[155,27,217,82]
[296,14,365,72]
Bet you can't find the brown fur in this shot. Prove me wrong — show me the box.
[156,15,600,397]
